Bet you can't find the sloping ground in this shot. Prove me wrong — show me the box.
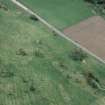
[64,16,105,60]
[18,0,93,29]
[0,0,105,105]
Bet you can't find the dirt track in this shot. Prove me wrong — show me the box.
[64,16,105,60]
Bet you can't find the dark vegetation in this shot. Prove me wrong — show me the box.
[0,63,15,78]
[70,48,87,61]
[0,2,8,11]
[16,48,28,56]
[29,85,36,92]
[59,61,67,69]
[85,0,105,4]
[34,48,44,57]
[85,0,105,15]
[83,71,100,89]
[52,31,57,36]
[0,70,14,78]
[30,15,39,21]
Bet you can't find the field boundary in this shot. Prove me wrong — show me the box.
[11,0,105,64]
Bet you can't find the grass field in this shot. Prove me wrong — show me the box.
[18,0,94,29]
[0,0,105,105]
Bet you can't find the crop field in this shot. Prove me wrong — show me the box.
[18,0,94,29]
[0,0,105,105]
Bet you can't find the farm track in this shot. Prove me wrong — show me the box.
[11,0,105,65]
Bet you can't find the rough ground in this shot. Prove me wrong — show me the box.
[64,16,105,60]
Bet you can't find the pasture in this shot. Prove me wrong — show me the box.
[18,0,94,29]
[0,0,105,105]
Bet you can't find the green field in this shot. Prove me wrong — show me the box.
[19,0,94,29]
[0,0,105,105]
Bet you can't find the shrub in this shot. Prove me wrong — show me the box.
[52,31,57,36]
[29,84,36,92]
[70,48,87,61]
[85,0,105,4]
[30,15,38,21]
[16,48,27,56]
[0,2,8,11]
[59,61,67,69]
[34,48,44,57]
[83,71,100,89]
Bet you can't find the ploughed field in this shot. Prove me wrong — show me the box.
[0,0,105,105]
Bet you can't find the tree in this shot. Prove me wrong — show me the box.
[0,2,8,11]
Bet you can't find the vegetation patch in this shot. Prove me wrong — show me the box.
[16,48,28,56]
[34,48,44,58]
[70,48,88,61]
[30,15,39,21]
[85,0,105,15]
[0,2,8,11]
[0,64,15,78]
[83,71,100,89]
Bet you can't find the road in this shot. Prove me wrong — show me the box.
[11,0,105,64]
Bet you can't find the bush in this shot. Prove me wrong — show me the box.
[70,48,87,61]
[34,48,44,57]
[16,48,27,56]
[83,71,100,89]
[0,2,8,11]
[30,15,38,21]
[52,31,57,36]
[30,85,36,92]
[59,61,67,69]
[85,0,105,4]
